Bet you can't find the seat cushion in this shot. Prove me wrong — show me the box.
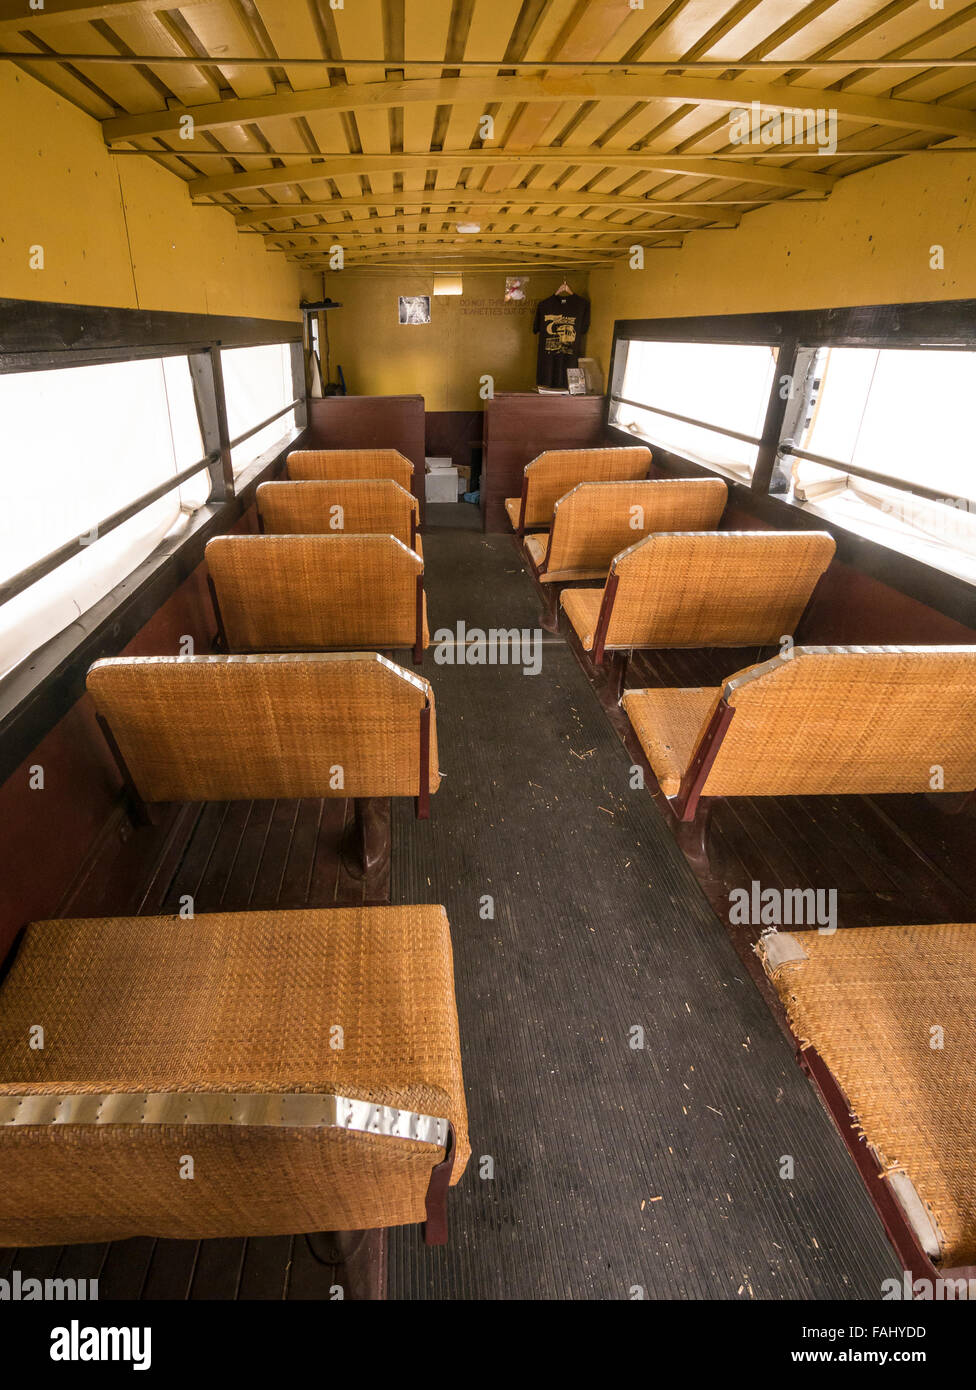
[0,907,468,1244]
[761,922,976,1269]
[559,588,604,651]
[504,496,522,530]
[620,687,722,795]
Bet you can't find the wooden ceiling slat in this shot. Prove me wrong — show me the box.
[433,0,524,198]
[99,9,221,105]
[12,0,976,267]
[402,0,452,220]
[481,0,636,194]
[185,149,836,198]
[176,0,276,101]
[2,35,117,116]
[32,17,166,110]
[252,0,331,92]
[99,72,976,144]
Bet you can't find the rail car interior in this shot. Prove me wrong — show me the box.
[1,0,976,1353]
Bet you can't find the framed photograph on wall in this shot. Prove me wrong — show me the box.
[398,296,431,325]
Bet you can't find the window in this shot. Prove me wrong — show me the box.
[0,356,210,680]
[610,339,779,480]
[221,343,297,474]
[788,347,976,583]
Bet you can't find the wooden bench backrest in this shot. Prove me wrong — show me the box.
[258,479,418,546]
[87,653,439,803]
[604,530,835,649]
[523,447,651,526]
[545,478,727,578]
[286,449,414,489]
[206,534,423,652]
[703,645,976,797]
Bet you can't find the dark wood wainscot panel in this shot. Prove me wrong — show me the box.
[482,393,606,532]
[307,395,427,520]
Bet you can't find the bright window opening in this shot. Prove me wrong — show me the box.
[221,343,296,475]
[0,356,209,681]
[790,347,976,583]
[610,339,779,480]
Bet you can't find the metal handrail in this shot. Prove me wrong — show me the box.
[609,394,764,448]
[228,398,302,450]
[777,442,966,507]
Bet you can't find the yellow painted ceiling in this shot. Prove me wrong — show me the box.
[4,0,976,271]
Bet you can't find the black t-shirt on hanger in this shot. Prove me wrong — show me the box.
[532,292,590,389]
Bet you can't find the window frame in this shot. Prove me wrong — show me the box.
[0,298,309,785]
[605,298,976,627]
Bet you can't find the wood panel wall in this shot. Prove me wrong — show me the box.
[481,393,606,532]
[307,395,427,519]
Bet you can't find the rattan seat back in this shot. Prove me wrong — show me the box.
[286,448,414,489]
[604,530,835,649]
[518,447,651,528]
[206,533,425,652]
[87,652,439,803]
[258,478,419,546]
[542,478,727,580]
[704,645,976,797]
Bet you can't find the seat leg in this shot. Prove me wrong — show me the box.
[592,651,627,712]
[423,1122,457,1246]
[606,651,628,702]
[671,796,714,873]
[305,1229,388,1300]
[538,583,560,634]
[340,798,391,886]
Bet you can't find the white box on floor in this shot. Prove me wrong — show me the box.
[425,455,453,472]
[425,467,458,502]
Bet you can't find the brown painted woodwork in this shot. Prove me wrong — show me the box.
[482,393,606,532]
[590,571,619,666]
[417,704,431,821]
[673,700,737,822]
[414,572,425,666]
[423,1122,456,1247]
[307,396,426,521]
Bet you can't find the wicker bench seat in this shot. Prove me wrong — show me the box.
[561,530,835,689]
[286,448,415,491]
[622,644,976,823]
[504,446,651,535]
[87,651,440,838]
[524,477,727,583]
[206,533,429,662]
[0,904,467,1246]
[257,478,422,556]
[758,921,976,1273]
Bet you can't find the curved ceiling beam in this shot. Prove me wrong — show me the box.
[249,213,739,239]
[102,73,976,144]
[228,195,793,226]
[187,150,835,198]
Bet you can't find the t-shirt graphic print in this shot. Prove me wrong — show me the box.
[532,293,591,389]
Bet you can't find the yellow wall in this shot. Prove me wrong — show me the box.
[325,270,591,410]
[589,152,976,366]
[0,67,315,319]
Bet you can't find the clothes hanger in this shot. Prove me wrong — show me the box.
[555,279,572,295]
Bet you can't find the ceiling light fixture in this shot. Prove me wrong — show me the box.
[433,273,464,295]
[456,221,482,234]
